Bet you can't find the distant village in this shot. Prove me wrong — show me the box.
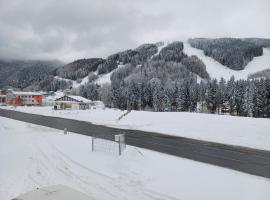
[0,89,102,110]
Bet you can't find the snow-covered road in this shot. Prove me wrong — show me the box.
[2,106,270,151]
[1,117,270,200]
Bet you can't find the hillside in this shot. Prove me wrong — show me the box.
[54,38,270,89]
[188,38,270,70]
[249,69,270,79]
[1,38,269,91]
[0,60,63,89]
[56,41,209,86]
[184,42,270,80]
[55,58,104,80]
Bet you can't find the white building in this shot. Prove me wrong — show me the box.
[54,95,92,110]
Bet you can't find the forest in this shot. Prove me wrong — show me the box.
[189,38,264,70]
[74,61,270,118]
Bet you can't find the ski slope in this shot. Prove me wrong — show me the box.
[54,76,89,88]
[94,64,125,85]
[183,42,270,80]
[94,71,113,85]
[1,117,270,200]
[55,64,125,89]
[2,106,270,151]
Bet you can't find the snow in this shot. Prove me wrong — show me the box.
[16,185,92,200]
[183,42,270,80]
[55,64,124,88]
[64,95,92,103]
[45,91,64,101]
[151,42,166,58]
[42,91,64,106]
[55,76,76,85]
[2,106,270,151]
[94,71,113,85]
[55,76,90,89]
[0,116,269,200]
[94,64,125,85]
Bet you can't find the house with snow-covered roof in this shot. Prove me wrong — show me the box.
[54,95,92,110]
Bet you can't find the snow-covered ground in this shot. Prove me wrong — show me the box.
[1,116,270,200]
[2,106,270,151]
[94,64,125,85]
[94,71,113,85]
[184,42,270,80]
[55,76,83,88]
[55,64,125,89]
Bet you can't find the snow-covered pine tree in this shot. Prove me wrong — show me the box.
[206,79,218,113]
[265,78,270,117]
[216,77,226,114]
[234,80,246,116]
[242,80,254,117]
[226,76,236,114]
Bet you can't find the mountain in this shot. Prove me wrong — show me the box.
[1,38,270,92]
[183,41,270,80]
[55,58,104,80]
[0,38,270,118]
[54,43,159,81]
[56,41,208,84]
[0,60,63,89]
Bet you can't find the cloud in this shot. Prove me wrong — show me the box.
[0,0,269,62]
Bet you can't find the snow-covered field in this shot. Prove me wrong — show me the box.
[0,116,270,200]
[184,42,270,80]
[2,106,270,151]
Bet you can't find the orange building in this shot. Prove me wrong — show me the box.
[0,89,7,104]
[7,91,42,106]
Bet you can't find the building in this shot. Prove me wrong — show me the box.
[12,184,92,200]
[7,91,42,106]
[0,89,7,104]
[54,95,92,110]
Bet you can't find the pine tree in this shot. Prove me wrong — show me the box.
[253,79,266,117]
[242,81,254,117]
[265,78,270,117]
[206,79,218,113]
[226,76,236,114]
[235,80,246,116]
[216,78,226,114]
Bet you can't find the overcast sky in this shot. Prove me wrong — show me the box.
[0,0,269,62]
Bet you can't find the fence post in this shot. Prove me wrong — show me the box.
[92,135,94,152]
